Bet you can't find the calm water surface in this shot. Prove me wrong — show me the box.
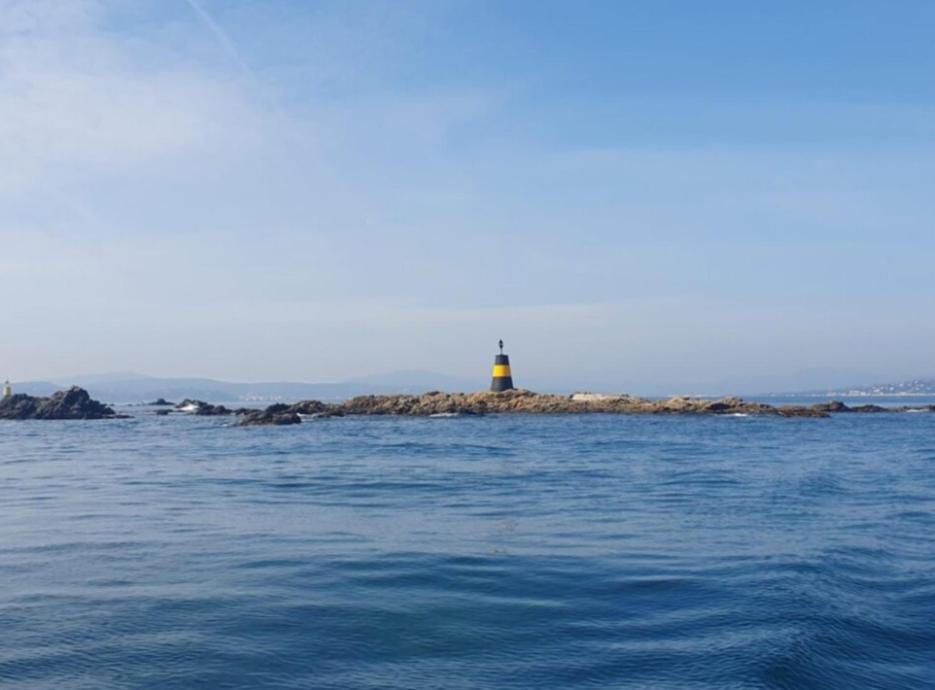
[1,413,933,689]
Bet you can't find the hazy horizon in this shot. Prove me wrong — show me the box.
[5,1,935,393]
[11,366,935,399]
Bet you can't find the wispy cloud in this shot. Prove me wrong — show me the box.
[0,0,287,245]
[181,0,251,77]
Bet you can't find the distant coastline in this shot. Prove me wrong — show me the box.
[760,378,935,399]
[11,373,935,407]
[764,392,935,399]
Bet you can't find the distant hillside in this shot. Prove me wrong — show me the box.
[10,371,481,404]
[343,369,476,391]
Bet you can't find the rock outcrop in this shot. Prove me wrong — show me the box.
[236,400,340,426]
[288,400,333,415]
[0,387,119,420]
[809,400,935,414]
[231,389,835,426]
[237,409,302,427]
[812,401,890,414]
[811,401,850,413]
[331,390,830,417]
[175,399,233,416]
[229,391,935,427]
[181,389,935,428]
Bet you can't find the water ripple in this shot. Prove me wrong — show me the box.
[0,414,933,688]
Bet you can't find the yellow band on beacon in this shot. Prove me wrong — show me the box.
[492,364,512,378]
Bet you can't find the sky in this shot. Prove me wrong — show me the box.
[3,0,935,394]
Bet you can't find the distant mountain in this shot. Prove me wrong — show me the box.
[11,381,62,397]
[764,378,935,398]
[343,369,477,392]
[66,371,155,384]
[9,370,482,404]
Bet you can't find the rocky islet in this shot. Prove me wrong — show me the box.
[0,387,121,420]
[234,390,918,425]
[4,387,933,425]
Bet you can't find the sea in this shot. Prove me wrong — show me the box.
[1,408,933,689]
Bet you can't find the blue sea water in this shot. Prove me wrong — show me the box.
[1,412,933,689]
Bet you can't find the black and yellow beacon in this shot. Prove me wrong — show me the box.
[490,340,515,392]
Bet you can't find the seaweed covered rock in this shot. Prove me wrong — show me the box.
[0,387,118,420]
[237,409,302,427]
[812,401,851,413]
[812,401,891,414]
[287,400,332,415]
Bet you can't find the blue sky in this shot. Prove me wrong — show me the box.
[3,0,935,394]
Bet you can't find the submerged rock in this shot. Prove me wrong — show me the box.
[776,405,829,418]
[0,387,119,420]
[148,398,175,406]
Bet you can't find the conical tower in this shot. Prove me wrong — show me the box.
[2,380,11,399]
[490,340,515,392]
